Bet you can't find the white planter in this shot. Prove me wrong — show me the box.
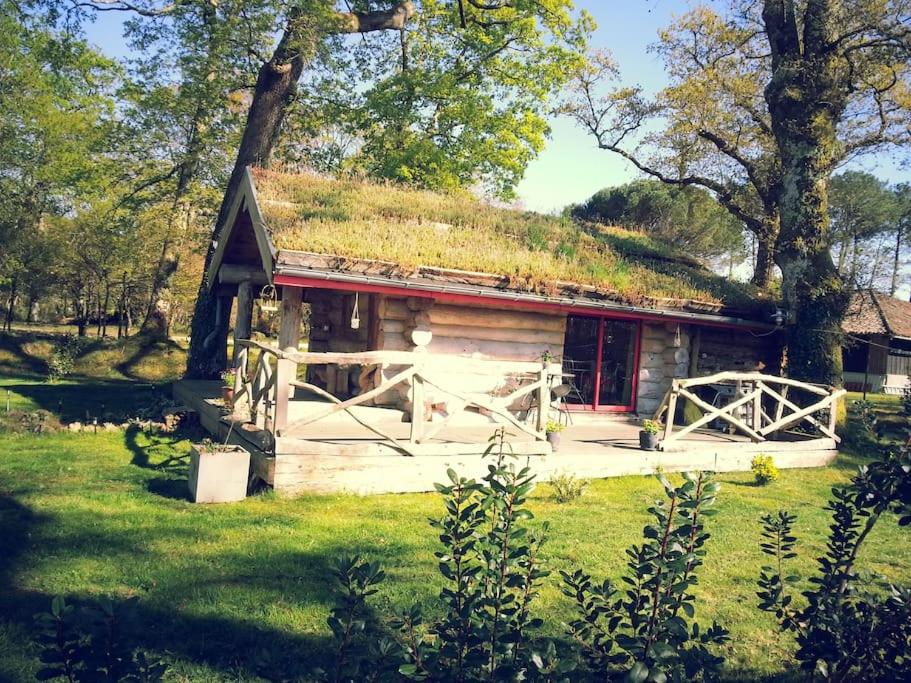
[188,444,251,503]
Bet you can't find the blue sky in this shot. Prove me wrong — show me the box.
[83,0,911,214]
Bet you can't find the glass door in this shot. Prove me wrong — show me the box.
[562,315,639,411]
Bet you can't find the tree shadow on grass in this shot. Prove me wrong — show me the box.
[0,489,414,679]
[114,336,185,381]
[123,424,191,473]
[7,380,162,423]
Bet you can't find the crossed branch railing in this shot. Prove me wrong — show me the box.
[231,339,560,456]
[654,371,846,448]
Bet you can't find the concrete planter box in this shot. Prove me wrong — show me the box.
[188,444,251,503]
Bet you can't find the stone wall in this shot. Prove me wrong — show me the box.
[636,322,691,415]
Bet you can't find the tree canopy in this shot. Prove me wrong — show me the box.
[570,180,748,268]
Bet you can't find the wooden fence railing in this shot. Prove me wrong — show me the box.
[231,339,561,456]
[654,371,845,448]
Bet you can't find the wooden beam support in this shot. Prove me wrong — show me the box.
[219,263,269,285]
[233,281,254,365]
[274,286,303,434]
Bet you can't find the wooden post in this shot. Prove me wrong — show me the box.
[752,381,763,431]
[664,382,679,442]
[410,374,425,443]
[233,281,254,365]
[535,365,549,436]
[274,286,303,434]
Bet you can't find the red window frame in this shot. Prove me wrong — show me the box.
[563,314,642,414]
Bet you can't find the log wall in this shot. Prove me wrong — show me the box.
[637,322,692,416]
[373,297,566,414]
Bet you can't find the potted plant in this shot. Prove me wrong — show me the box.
[221,368,237,407]
[639,419,661,451]
[188,436,251,503]
[545,419,565,451]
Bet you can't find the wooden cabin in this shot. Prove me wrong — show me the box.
[175,167,842,494]
[842,290,911,394]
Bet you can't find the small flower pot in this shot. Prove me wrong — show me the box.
[188,444,251,503]
[546,431,561,452]
[221,386,235,408]
[639,430,660,451]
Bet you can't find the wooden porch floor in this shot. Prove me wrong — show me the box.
[173,380,839,495]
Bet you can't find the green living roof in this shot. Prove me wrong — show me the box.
[249,167,769,316]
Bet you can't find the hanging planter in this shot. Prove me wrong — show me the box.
[259,284,278,313]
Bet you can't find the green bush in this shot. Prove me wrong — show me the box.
[751,454,779,485]
[33,596,167,682]
[548,470,588,503]
[562,472,728,681]
[46,334,87,382]
[756,409,911,682]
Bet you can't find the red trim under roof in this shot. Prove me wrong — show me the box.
[273,273,773,332]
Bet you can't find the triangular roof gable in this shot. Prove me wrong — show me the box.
[205,166,276,290]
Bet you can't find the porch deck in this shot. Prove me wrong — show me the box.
[173,380,838,495]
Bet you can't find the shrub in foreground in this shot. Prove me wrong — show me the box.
[562,472,728,681]
[757,404,911,682]
[750,454,779,485]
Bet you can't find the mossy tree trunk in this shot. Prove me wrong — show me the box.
[185,3,416,379]
[762,0,849,386]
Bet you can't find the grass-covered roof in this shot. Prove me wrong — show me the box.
[249,167,768,315]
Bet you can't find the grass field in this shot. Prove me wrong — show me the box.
[0,349,908,680]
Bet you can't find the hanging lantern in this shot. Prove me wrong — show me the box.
[673,324,682,348]
[259,284,278,313]
[350,292,361,330]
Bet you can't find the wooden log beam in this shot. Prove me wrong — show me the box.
[274,286,303,433]
[233,282,254,365]
[218,263,269,285]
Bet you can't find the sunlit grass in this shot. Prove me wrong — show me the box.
[1,376,908,681]
[252,168,765,311]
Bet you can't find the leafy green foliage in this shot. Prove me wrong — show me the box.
[32,596,166,682]
[750,455,779,486]
[571,181,746,262]
[561,472,728,681]
[286,0,593,199]
[640,420,660,436]
[756,407,911,681]
[47,335,89,383]
[396,428,551,680]
[321,556,394,683]
[548,471,588,504]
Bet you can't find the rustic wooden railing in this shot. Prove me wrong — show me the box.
[654,371,846,448]
[231,341,277,430]
[231,339,561,456]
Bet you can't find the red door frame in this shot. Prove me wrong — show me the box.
[564,313,642,414]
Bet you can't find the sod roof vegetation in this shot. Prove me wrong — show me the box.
[249,167,770,317]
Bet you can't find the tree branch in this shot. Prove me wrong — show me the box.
[336,0,416,34]
[696,129,772,202]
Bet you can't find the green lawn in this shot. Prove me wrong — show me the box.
[0,376,908,681]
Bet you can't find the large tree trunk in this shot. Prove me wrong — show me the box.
[141,2,219,340]
[185,2,415,378]
[750,216,779,288]
[4,277,17,332]
[891,225,902,296]
[184,24,311,378]
[763,0,849,386]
